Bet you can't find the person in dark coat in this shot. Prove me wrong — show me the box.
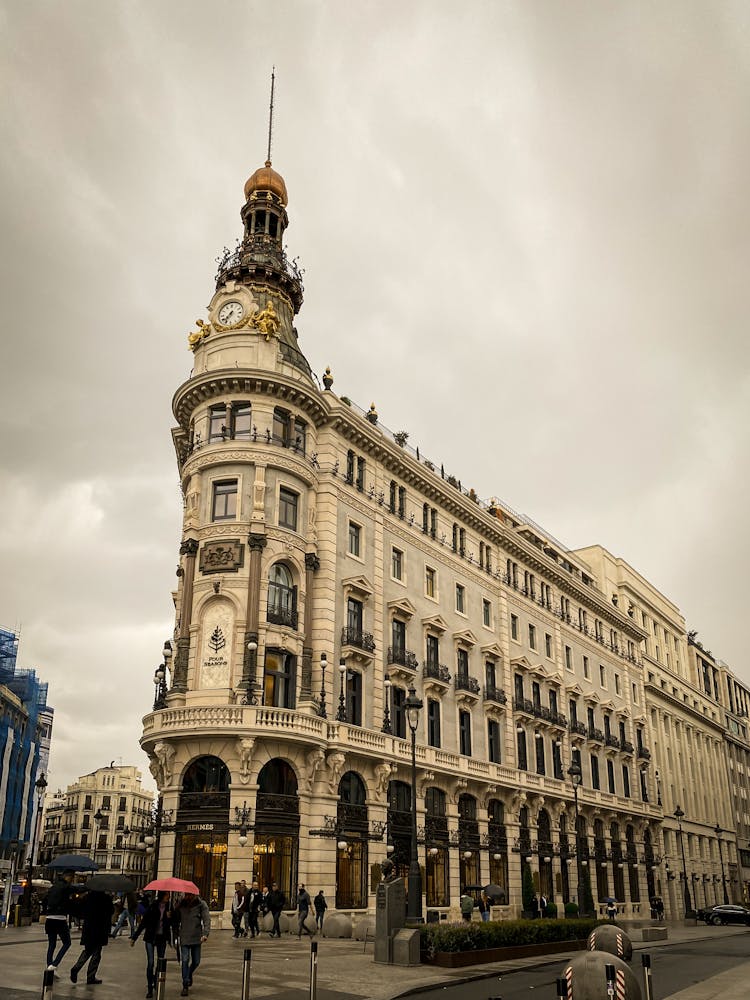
[44,870,75,970]
[313,891,327,932]
[246,881,262,938]
[174,893,210,996]
[266,882,286,938]
[69,891,115,985]
[130,892,174,998]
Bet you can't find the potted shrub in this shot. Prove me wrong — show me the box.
[564,901,579,919]
[546,901,558,919]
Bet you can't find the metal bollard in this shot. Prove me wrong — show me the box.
[309,940,318,1000]
[241,948,252,1000]
[555,977,567,1000]
[605,963,616,999]
[641,954,653,1000]
[41,967,54,1000]
[154,957,167,1000]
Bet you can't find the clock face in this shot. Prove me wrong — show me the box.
[218,301,244,326]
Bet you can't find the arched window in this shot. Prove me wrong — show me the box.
[257,759,298,797]
[387,781,412,877]
[425,788,449,907]
[177,756,231,910]
[255,759,299,902]
[488,800,509,903]
[339,771,366,805]
[267,563,298,628]
[181,756,230,798]
[336,772,368,909]
[425,788,446,817]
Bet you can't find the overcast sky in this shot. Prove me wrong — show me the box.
[1,1,748,792]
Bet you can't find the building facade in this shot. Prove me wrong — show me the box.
[40,765,154,881]
[140,159,673,919]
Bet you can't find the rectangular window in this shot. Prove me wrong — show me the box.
[545,633,552,658]
[459,710,472,756]
[569,699,578,724]
[483,599,491,627]
[553,740,563,779]
[590,754,600,790]
[278,487,298,530]
[622,764,631,798]
[427,698,441,747]
[457,648,469,678]
[583,655,590,679]
[263,649,297,709]
[231,402,252,439]
[208,404,227,441]
[356,457,366,492]
[391,619,406,656]
[212,479,237,521]
[455,583,465,614]
[614,673,621,695]
[348,521,361,557]
[397,485,406,518]
[347,598,363,635]
[599,664,606,688]
[532,681,541,711]
[528,624,537,650]
[535,732,546,775]
[517,729,528,770]
[488,720,501,763]
[346,670,362,726]
[392,686,406,739]
[607,759,616,794]
[514,673,524,703]
[426,634,439,668]
[425,566,436,598]
[391,548,403,580]
[510,614,519,641]
[564,645,572,670]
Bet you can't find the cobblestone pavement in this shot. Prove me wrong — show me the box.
[0,922,747,1000]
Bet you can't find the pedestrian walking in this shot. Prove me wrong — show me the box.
[246,881,262,938]
[111,893,136,937]
[539,893,548,919]
[296,883,312,937]
[606,900,617,922]
[174,892,210,997]
[478,891,490,922]
[459,890,474,922]
[267,882,285,938]
[130,891,174,999]
[69,890,115,985]
[313,890,327,932]
[230,883,246,938]
[44,870,75,972]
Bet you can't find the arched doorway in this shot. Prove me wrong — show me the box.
[387,780,412,878]
[537,809,554,902]
[458,794,479,892]
[611,822,625,902]
[253,759,299,902]
[487,800,508,904]
[626,825,640,902]
[644,827,657,900]
[175,755,230,910]
[594,819,609,903]
[425,788,449,906]
[336,772,368,909]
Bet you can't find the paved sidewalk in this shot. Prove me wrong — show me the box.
[0,921,746,999]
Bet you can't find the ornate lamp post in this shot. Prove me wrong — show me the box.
[336,658,347,722]
[318,653,327,719]
[404,684,423,924]
[21,772,47,921]
[674,805,692,917]
[714,824,729,905]
[382,677,392,734]
[567,760,589,917]
[235,802,252,848]
[153,640,172,710]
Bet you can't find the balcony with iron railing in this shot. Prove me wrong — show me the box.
[621,740,635,754]
[569,720,587,737]
[513,697,535,715]
[423,662,451,684]
[605,734,621,750]
[341,628,376,653]
[637,746,651,761]
[587,727,605,744]
[484,684,507,706]
[267,607,299,629]
[387,647,418,671]
[455,674,481,697]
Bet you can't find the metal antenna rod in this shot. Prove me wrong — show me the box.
[267,67,276,163]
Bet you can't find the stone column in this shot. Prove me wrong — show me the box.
[299,552,320,703]
[171,538,198,693]
[239,533,267,702]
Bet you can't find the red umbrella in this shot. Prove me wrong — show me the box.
[143,877,200,894]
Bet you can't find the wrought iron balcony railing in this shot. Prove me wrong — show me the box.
[637,746,651,760]
[513,697,535,714]
[570,720,587,736]
[621,740,635,754]
[484,684,507,704]
[423,662,451,683]
[267,607,299,629]
[341,628,376,653]
[387,647,418,670]
[455,674,480,695]
[587,727,605,743]
[605,735,621,749]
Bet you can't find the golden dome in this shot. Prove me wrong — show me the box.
[244,160,288,206]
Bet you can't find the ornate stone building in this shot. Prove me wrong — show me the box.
[140,157,673,920]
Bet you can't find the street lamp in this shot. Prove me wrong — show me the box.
[674,806,692,917]
[318,653,327,719]
[382,677,392,734]
[714,824,729,905]
[21,772,47,921]
[153,640,172,710]
[404,684,423,924]
[568,759,589,917]
[336,659,347,722]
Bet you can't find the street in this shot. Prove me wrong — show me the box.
[414,933,750,1000]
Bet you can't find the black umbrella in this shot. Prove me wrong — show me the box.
[85,874,136,893]
[602,896,617,903]
[484,883,506,901]
[47,854,99,872]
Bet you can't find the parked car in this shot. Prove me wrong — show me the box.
[703,904,750,925]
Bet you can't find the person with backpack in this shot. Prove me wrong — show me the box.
[44,870,75,972]
[460,890,474,922]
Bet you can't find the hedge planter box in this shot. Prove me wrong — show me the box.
[426,937,588,968]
